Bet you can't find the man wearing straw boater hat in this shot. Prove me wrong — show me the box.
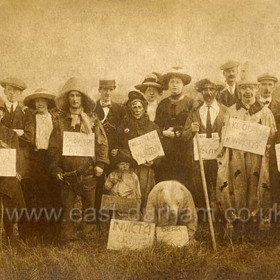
[48,77,109,243]
[216,73,276,235]
[135,73,163,122]
[182,79,228,211]
[23,88,58,240]
[257,73,280,212]
[155,67,195,185]
[217,61,240,107]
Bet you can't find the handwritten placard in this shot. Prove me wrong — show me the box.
[0,149,16,177]
[276,144,280,172]
[101,195,140,213]
[107,219,155,250]
[193,133,220,161]
[128,130,164,165]
[62,132,95,157]
[223,118,270,156]
[156,226,189,247]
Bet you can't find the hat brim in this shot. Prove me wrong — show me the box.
[162,72,192,87]
[238,81,259,86]
[24,93,56,109]
[135,82,163,93]
[55,90,96,113]
[0,82,26,91]
[112,156,138,168]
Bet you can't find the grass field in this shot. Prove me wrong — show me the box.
[1,221,280,280]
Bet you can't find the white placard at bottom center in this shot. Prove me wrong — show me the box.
[0,149,16,177]
[156,226,189,247]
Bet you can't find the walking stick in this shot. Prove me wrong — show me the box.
[0,197,3,250]
[195,133,217,251]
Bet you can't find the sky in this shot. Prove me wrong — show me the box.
[0,0,279,100]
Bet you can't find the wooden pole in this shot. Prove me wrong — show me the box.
[0,197,3,250]
[195,133,217,251]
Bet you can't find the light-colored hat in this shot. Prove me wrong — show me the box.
[99,80,116,89]
[220,61,240,71]
[0,77,27,91]
[135,73,163,93]
[238,74,259,86]
[56,77,96,113]
[257,73,278,83]
[24,88,56,109]
[162,67,192,87]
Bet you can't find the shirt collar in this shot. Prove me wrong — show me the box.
[226,83,236,94]
[260,96,272,103]
[5,101,18,110]
[201,99,219,111]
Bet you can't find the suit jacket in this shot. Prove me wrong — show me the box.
[94,100,126,150]
[217,84,239,107]
[269,99,280,130]
[1,103,34,179]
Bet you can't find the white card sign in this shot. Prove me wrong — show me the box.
[193,133,220,161]
[0,149,16,177]
[62,132,95,157]
[107,219,155,250]
[223,118,270,156]
[156,226,189,247]
[276,144,280,172]
[128,130,164,165]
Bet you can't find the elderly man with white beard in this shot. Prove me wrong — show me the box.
[216,75,276,235]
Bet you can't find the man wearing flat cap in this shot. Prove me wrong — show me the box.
[216,74,276,234]
[0,77,34,239]
[155,67,196,185]
[48,77,109,242]
[257,73,280,210]
[182,79,228,210]
[217,61,240,107]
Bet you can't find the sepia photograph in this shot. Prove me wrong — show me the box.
[1,0,280,279]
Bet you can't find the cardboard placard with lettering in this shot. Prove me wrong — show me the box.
[128,130,164,165]
[193,133,220,161]
[107,219,155,250]
[0,149,16,177]
[101,195,140,213]
[156,226,189,247]
[223,118,270,156]
[62,132,95,157]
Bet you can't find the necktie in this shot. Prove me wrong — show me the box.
[9,104,14,125]
[10,104,14,114]
[206,106,212,138]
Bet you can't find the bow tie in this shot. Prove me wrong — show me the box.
[101,103,112,108]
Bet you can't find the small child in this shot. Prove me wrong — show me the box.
[105,149,141,220]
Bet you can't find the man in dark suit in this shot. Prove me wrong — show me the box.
[0,77,34,239]
[217,61,240,107]
[257,73,280,210]
[94,80,126,154]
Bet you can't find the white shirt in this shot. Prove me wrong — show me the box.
[259,96,272,107]
[35,112,53,150]
[199,100,220,127]
[5,101,18,113]
[147,100,158,122]
[226,83,236,95]
[100,100,111,123]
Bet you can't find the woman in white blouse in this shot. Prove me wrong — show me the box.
[23,88,57,241]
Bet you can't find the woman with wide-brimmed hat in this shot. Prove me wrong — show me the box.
[154,67,196,185]
[23,88,58,240]
[135,73,163,122]
[114,90,161,212]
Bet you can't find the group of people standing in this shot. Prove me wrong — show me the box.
[0,60,280,244]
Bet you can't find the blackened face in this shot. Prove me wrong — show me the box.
[201,83,217,104]
[239,84,258,104]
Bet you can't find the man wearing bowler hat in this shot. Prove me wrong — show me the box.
[217,61,240,107]
[257,73,280,210]
[94,80,126,154]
